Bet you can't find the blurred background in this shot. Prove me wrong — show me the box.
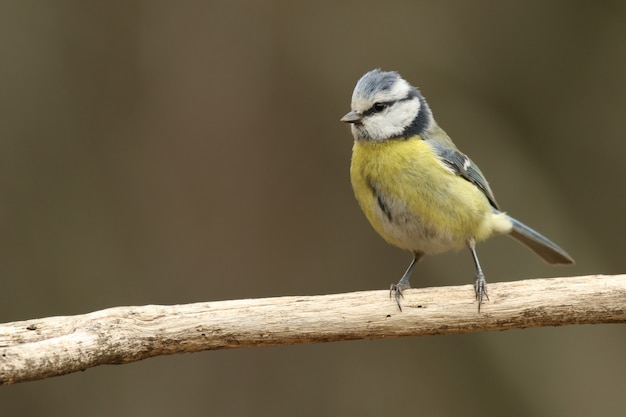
[1,2,625,416]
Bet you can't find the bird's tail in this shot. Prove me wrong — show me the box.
[507,216,575,265]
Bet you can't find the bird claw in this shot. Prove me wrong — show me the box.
[390,282,410,312]
[474,274,489,312]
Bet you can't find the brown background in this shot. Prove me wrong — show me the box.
[1,2,625,416]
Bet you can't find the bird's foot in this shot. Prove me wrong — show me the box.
[474,273,489,312]
[390,281,410,312]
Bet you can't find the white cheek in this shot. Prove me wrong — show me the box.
[363,99,420,141]
[386,100,419,129]
[366,115,404,140]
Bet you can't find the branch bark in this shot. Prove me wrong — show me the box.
[1,274,624,385]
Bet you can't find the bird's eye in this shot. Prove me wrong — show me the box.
[372,102,387,112]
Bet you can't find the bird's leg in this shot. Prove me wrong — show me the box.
[468,239,489,312]
[390,253,423,311]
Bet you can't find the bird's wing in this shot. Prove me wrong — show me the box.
[431,142,500,210]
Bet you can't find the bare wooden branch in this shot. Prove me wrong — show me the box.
[1,274,624,385]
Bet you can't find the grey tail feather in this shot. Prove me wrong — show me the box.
[507,217,575,265]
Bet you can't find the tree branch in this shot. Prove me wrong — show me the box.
[1,274,624,385]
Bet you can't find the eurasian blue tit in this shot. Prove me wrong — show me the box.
[341,69,574,311]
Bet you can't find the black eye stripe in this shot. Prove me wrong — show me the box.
[363,101,392,116]
[362,91,419,117]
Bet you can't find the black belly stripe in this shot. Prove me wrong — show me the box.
[366,175,393,222]
[376,194,393,222]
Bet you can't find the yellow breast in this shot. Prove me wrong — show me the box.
[350,138,507,254]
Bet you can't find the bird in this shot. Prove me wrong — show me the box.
[340,69,574,311]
